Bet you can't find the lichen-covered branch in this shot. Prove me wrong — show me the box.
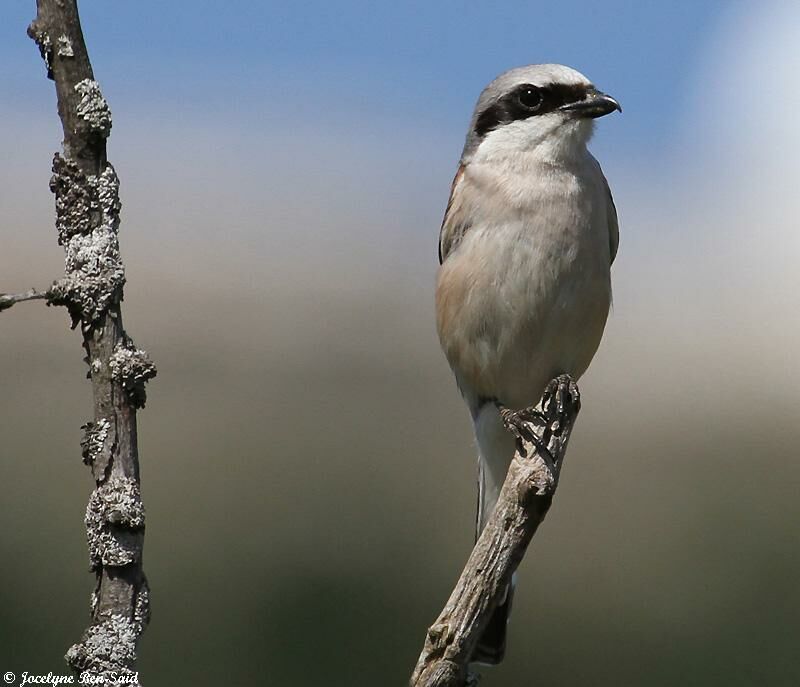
[27,1,154,683]
[0,288,48,311]
[410,375,581,687]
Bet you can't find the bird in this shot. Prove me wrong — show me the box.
[435,64,620,665]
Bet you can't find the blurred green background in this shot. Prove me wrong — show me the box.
[2,1,800,685]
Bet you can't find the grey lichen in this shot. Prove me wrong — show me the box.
[85,476,145,569]
[66,614,141,685]
[28,24,53,77]
[110,340,157,409]
[50,154,93,244]
[81,418,110,464]
[96,164,121,220]
[133,578,151,629]
[48,157,126,322]
[49,230,126,322]
[90,587,99,617]
[57,34,74,57]
[81,418,115,480]
[68,577,149,682]
[75,78,112,137]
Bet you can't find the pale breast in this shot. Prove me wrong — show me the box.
[436,158,612,409]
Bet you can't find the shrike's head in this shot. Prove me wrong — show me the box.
[461,64,620,164]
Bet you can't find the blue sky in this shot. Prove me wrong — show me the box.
[4,0,792,320]
[2,1,733,157]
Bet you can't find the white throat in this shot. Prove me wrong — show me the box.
[470,115,594,168]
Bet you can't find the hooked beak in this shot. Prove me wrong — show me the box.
[560,88,621,119]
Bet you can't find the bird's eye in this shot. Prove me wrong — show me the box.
[516,85,542,110]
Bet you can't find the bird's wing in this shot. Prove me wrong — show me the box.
[438,164,470,264]
[604,172,619,265]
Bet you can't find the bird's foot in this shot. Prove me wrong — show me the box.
[497,375,580,474]
[497,404,548,430]
[542,374,581,435]
[497,402,555,472]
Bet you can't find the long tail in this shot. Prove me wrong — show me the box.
[471,401,517,665]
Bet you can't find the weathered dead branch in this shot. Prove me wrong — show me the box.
[0,1,158,682]
[410,375,581,687]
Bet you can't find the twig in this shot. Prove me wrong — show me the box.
[410,375,581,687]
[27,2,154,683]
[0,288,48,312]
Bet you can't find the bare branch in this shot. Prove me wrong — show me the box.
[0,288,48,312]
[410,375,581,687]
[28,1,154,683]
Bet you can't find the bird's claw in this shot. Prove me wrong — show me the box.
[542,374,580,434]
[497,403,556,471]
[496,375,579,474]
[498,405,547,432]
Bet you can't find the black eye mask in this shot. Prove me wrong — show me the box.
[474,83,591,138]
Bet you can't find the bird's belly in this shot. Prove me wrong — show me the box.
[436,220,610,409]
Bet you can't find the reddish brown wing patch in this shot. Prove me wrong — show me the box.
[438,163,466,264]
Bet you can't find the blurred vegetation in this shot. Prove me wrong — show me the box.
[1,266,799,685]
